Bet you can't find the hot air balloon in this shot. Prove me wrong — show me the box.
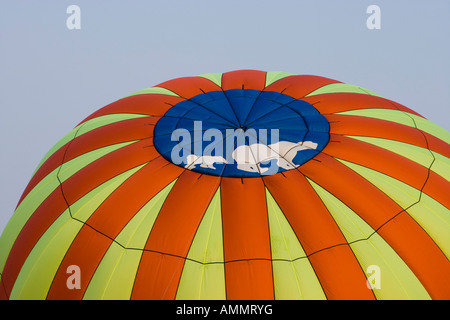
[0,70,449,300]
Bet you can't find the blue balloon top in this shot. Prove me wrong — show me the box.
[154,89,330,177]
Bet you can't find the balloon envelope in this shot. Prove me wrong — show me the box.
[1,70,449,300]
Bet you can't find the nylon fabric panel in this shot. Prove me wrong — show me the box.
[220,177,273,300]
[299,153,407,230]
[324,136,450,209]
[9,207,81,299]
[422,172,450,209]
[265,189,326,299]
[308,178,431,299]
[1,187,68,297]
[2,140,147,294]
[64,117,158,164]
[130,171,220,299]
[125,87,180,98]
[29,114,140,181]
[431,152,450,181]
[223,260,274,300]
[223,89,263,126]
[377,213,450,299]
[302,154,450,299]
[19,117,157,205]
[80,94,183,123]
[326,114,450,158]
[327,115,428,147]
[8,165,144,299]
[324,135,428,192]
[263,170,374,299]
[144,171,220,257]
[412,115,450,144]
[406,194,450,259]
[84,180,176,299]
[349,240,431,299]
[0,276,7,300]
[337,159,420,211]
[307,246,376,299]
[336,109,450,144]
[175,262,226,300]
[177,188,224,263]
[41,113,151,163]
[60,139,158,206]
[301,93,422,117]
[131,252,191,300]
[114,180,178,249]
[0,141,136,281]
[348,136,449,181]
[265,71,294,87]
[84,158,183,240]
[263,170,348,254]
[198,73,222,87]
[46,225,113,299]
[82,242,142,300]
[347,136,434,169]
[305,83,381,97]
[176,188,225,300]
[337,109,417,128]
[263,75,340,99]
[155,76,222,99]
[221,70,266,91]
[337,159,450,259]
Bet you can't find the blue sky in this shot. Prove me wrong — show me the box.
[0,0,449,233]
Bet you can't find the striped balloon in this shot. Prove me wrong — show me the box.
[1,70,449,300]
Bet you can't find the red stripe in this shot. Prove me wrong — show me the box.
[16,144,66,209]
[46,225,113,299]
[263,170,374,299]
[155,76,222,99]
[263,170,349,254]
[300,153,450,299]
[299,153,404,231]
[325,135,450,209]
[324,134,427,193]
[221,70,267,91]
[378,213,450,299]
[44,160,181,299]
[86,158,183,239]
[2,140,155,296]
[264,75,340,98]
[301,92,424,117]
[144,171,220,256]
[308,246,376,299]
[0,278,7,300]
[131,171,219,299]
[427,134,450,159]
[79,94,183,124]
[423,171,450,209]
[17,117,159,208]
[131,251,185,300]
[326,114,450,158]
[61,140,157,205]
[1,187,68,297]
[220,177,274,300]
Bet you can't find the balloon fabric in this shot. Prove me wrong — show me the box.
[1,70,449,300]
